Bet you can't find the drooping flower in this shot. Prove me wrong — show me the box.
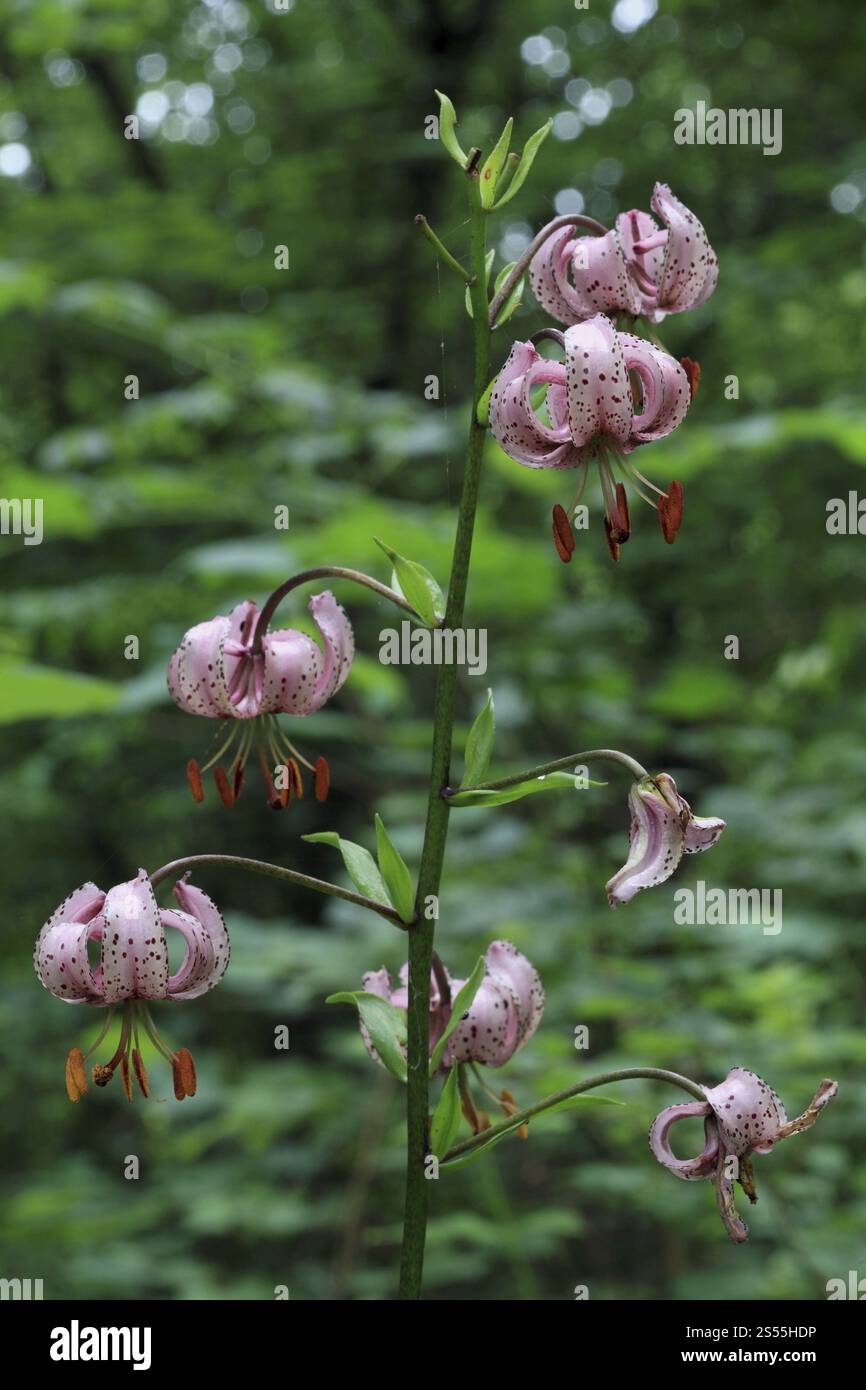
[606,772,725,908]
[529,184,718,326]
[168,589,353,808]
[361,940,544,1070]
[489,316,689,558]
[34,870,229,1101]
[650,1068,838,1242]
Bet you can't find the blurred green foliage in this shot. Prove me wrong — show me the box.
[1,0,865,1301]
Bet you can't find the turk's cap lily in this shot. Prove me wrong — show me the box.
[168,589,353,721]
[606,772,726,909]
[649,1069,838,1242]
[34,869,229,1005]
[168,589,352,808]
[35,870,229,1102]
[529,183,718,326]
[362,940,544,1071]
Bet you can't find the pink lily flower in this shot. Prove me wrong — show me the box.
[650,1068,838,1242]
[168,589,353,808]
[362,940,544,1070]
[34,870,230,1102]
[529,183,718,326]
[606,773,725,908]
[489,315,689,558]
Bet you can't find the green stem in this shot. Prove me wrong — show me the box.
[149,853,407,929]
[444,1067,707,1163]
[251,565,418,656]
[446,748,649,797]
[398,173,491,1300]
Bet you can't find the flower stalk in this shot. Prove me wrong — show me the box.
[398,169,492,1300]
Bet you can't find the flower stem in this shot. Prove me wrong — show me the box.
[415,214,475,284]
[148,853,408,929]
[443,1067,707,1163]
[251,566,419,656]
[446,748,649,797]
[398,173,491,1300]
[488,213,608,329]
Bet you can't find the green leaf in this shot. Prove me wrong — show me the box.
[302,832,392,906]
[494,118,553,209]
[442,1094,624,1169]
[462,689,495,787]
[374,536,445,627]
[465,249,495,318]
[429,1065,462,1159]
[480,117,513,208]
[325,991,407,1083]
[491,261,525,327]
[429,955,486,1075]
[374,815,415,923]
[476,374,498,427]
[434,90,467,167]
[449,771,606,807]
[0,657,122,725]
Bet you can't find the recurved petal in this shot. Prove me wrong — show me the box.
[703,1067,787,1156]
[100,870,169,1003]
[489,341,579,469]
[620,334,691,445]
[683,810,727,854]
[652,183,719,313]
[564,316,632,449]
[168,614,233,717]
[715,1144,750,1243]
[528,222,589,323]
[169,880,231,999]
[772,1078,838,1144]
[483,940,545,1048]
[307,591,355,709]
[649,1100,720,1179]
[569,229,642,317]
[34,881,106,1002]
[606,778,687,908]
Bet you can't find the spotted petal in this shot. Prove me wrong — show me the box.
[168,879,231,1000]
[489,341,579,470]
[564,316,633,449]
[262,591,355,715]
[168,614,233,718]
[34,881,105,1003]
[619,334,691,446]
[606,777,687,908]
[703,1067,787,1156]
[529,222,640,323]
[99,870,169,1003]
[651,183,719,314]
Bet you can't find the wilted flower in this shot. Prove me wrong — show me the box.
[489,315,689,558]
[529,183,718,325]
[362,940,544,1070]
[168,590,353,808]
[650,1068,838,1241]
[34,870,229,1101]
[606,772,725,908]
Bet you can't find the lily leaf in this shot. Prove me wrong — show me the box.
[374,814,415,923]
[480,117,513,208]
[326,991,407,1083]
[494,118,553,209]
[461,689,495,787]
[302,831,392,906]
[442,1094,625,1169]
[429,955,486,1075]
[434,89,467,167]
[449,771,606,807]
[374,536,445,627]
[429,1064,462,1159]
